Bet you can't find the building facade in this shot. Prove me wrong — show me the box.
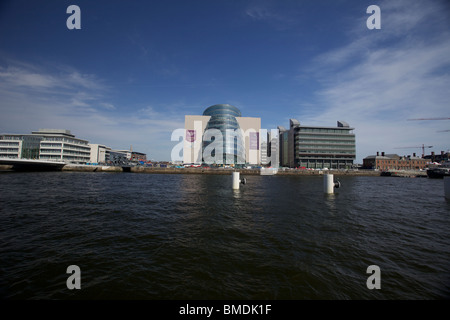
[89,144,111,164]
[279,119,356,169]
[183,104,262,165]
[363,152,429,170]
[0,134,42,159]
[423,151,449,163]
[32,129,91,164]
[260,129,279,167]
[108,149,147,164]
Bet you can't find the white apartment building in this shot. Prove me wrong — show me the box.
[32,129,91,164]
[0,134,42,159]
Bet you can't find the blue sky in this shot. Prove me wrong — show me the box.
[0,0,449,162]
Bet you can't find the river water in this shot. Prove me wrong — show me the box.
[0,171,449,299]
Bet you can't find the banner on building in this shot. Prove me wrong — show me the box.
[250,132,259,150]
[186,130,196,142]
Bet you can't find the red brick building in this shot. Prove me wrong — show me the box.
[363,152,429,170]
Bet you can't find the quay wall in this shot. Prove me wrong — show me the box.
[62,164,381,176]
[3,164,423,177]
[62,165,122,172]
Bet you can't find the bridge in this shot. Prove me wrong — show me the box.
[0,158,66,171]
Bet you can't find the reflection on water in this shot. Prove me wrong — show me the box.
[0,172,449,299]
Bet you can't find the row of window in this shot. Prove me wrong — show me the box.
[0,148,19,152]
[63,150,91,156]
[0,136,39,141]
[296,144,356,150]
[40,143,90,152]
[297,128,353,134]
[41,137,88,145]
[295,134,355,140]
[40,150,90,155]
[298,160,354,164]
[0,154,19,158]
[297,149,355,154]
[0,142,20,146]
[40,149,62,153]
[296,139,355,145]
[40,155,90,160]
[378,161,426,164]
[296,153,356,158]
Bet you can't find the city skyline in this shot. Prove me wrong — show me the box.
[1,0,449,162]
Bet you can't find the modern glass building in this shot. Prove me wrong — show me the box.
[279,119,356,169]
[183,104,261,165]
[202,104,245,164]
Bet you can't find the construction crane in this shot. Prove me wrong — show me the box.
[394,144,433,157]
[407,117,450,120]
[407,117,450,133]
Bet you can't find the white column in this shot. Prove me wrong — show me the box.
[324,174,334,194]
[232,171,240,190]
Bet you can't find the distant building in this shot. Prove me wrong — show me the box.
[31,129,90,164]
[363,152,429,170]
[109,149,147,164]
[278,119,356,169]
[184,104,262,165]
[260,129,279,167]
[109,150,128,165]
[0,134,42,159]
[423,151,449,163]
[130,151,147,162]
[89,144,111,164]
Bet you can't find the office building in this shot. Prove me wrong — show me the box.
[260,129,279,167]
[279,119,356,169]
[89,144,111,164]
[31,129,91,164]
[0,134,42,159]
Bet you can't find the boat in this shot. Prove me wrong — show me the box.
[260,167,278,175]
[427,161,450,179]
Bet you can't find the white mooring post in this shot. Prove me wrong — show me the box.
[324,174,334,194]
[445,176,450,200]
[232,171,240,190]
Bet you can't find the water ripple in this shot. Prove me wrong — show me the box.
[0,172,449,299]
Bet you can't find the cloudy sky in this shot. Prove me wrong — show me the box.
[0,0,449,162]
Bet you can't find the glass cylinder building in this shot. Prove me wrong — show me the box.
[202,104,245,164]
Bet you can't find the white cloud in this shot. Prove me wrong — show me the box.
[243,1,300,30]
[0,60,185,160]
[298,0,450,162]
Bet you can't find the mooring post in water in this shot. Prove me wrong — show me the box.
[445,176,450,200]
[324,174,340,194]
[232,171,246,190]
[232,171,240,190]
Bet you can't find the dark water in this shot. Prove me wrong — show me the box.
[0,171,449,299]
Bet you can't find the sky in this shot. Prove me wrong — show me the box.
[0,0,449,162]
